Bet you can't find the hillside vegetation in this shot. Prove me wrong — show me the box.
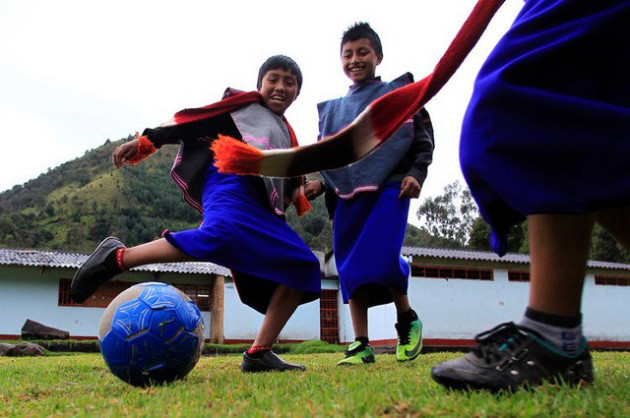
[0,137,431,253]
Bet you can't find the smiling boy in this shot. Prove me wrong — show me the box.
[71,55,321,373]
[305,23,434,365]
[257,67,298,115]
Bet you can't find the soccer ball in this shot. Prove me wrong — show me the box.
[98,282,205,387]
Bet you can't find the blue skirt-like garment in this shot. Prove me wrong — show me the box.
[164,164,321,314]
[333,181,410,306]
[460,0,630,256]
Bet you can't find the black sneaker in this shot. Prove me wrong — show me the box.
[431,322,594,392]
[240,351,306,373]
[70,237,125,303]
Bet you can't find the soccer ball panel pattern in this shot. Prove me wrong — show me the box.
[99,282,204,387]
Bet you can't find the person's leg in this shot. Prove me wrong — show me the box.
[123,238,193,268]
[338,290,375,365]
[240,284,307,372]
[431,213,595,391]
[391,290,423,361]
[516,213,593,356]
[70,236,193,303]
[349,294,369,340]
[526,213,594,317]
[252,284,303,347]
[391,290,410,313]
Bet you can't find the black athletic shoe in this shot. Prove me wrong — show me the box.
[431,322,594,392]
[240,351,306,373]
[70,237,125,303]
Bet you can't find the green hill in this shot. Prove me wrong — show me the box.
[0,136,431,253]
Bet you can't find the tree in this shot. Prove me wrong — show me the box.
[416,181,477,247]
[468,216,527,253]
[467,217,491,251]
[590,224,630,263]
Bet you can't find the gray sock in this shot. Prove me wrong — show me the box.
[519,316,583,355]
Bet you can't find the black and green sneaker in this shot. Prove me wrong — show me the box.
[431,322,594,392]
[395,318,423,361]
[337,341,375,366]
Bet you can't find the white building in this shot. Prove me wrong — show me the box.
[1,247,629,349]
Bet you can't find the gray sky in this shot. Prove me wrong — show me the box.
[0,0,523,226]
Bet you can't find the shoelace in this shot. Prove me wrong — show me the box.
[396,322,411,345]
[471,322,528,364]
[345,342,369,357]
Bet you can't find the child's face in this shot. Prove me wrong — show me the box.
[341,38,382,85]
[258,68,299,116]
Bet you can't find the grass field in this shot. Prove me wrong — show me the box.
[1,351,630,417]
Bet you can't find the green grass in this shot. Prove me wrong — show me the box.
[1,351,630,417]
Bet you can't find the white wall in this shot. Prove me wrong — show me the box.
[3,264,630,345]
[1,269,74,336]
[336,302,399,344]
[582,274,630,342]
[407,269,630,344]
[0,267,213,339]
[407,269,528,340]
[222,277,322,342]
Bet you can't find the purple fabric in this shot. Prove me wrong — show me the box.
[164,164,320,314]
[460,0,630,255]
[333,181,410,306]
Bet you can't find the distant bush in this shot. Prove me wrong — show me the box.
[286,340,346,354]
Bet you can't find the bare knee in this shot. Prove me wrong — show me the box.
[274,284,303,300]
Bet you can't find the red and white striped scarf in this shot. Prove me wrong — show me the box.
[211,0,505,178]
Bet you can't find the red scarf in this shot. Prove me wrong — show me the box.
[211,0,505,178]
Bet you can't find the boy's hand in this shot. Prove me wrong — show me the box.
[399,176,421,199]
[112,139,139,168]
[304,180,324,200]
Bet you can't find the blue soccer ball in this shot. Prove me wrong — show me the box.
[98,282,205,387]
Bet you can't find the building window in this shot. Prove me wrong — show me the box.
[176,284,212,311]
[508,271,530,282]
[320,289,339,344]
[59,279,212,310]
[594,275,630,286]
[58,278,133,308]
[411,265,493,281]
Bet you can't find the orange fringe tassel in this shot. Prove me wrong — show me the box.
[211,135,264,175]
[293,191,312,218]
[212,134,311,216]
[125,135,157,165]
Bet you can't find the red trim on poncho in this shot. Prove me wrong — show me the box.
[165,91,263,127]
[131,89,310,216]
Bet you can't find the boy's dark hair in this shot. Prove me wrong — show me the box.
[341,22,383,58]
[257,55,303,95]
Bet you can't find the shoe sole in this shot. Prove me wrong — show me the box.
[397,341,423,362]
[431,362,595,392]
[337,354,375,366]
[70,237,122,303]
[430,369,490,391]
[240,352,306,372]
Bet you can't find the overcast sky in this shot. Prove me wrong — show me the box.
[0,0,523,226]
